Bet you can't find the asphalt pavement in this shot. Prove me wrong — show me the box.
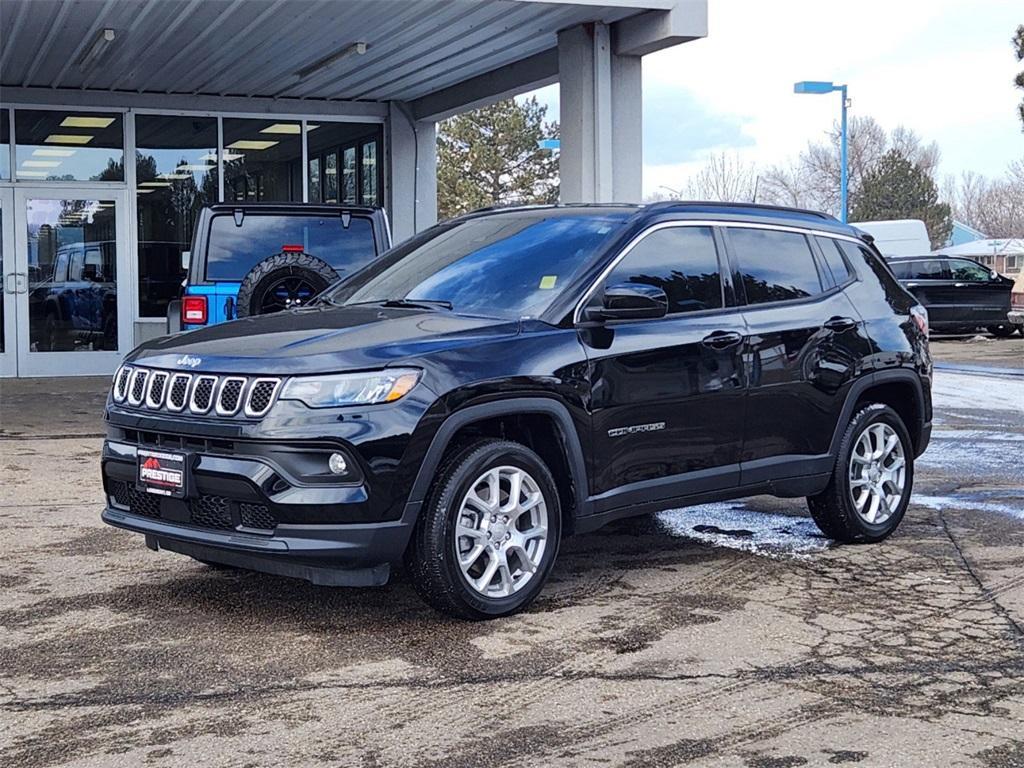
[1,337,1022,767]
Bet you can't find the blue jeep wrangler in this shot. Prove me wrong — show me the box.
[169,203,391,331]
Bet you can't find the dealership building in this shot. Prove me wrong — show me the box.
[0,0,706,378]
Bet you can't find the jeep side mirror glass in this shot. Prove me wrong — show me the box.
[586,282,669,322]
[181,250,191,271]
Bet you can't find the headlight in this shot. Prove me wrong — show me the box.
[279,369,420,408]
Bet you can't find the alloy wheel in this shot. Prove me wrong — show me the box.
[848,422,907,525]
[454,465,549,598]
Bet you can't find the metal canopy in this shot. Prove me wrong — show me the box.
[0,0,659,103]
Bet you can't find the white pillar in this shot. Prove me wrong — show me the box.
[387,102,437,243]
[557,23,642,203]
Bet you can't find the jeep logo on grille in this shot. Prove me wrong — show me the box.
[176,354,202,369]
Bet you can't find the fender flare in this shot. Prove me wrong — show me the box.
[828,369,928,456]
[404,397,590,516]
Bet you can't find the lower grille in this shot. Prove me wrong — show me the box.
[189,494,233,530]
[107,480,277,533]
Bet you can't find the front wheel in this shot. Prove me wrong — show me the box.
[987,323,1015,338]
[406,439,562,620]
[808,403,914,543]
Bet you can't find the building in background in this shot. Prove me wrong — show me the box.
[936,238,1024,277]
[1,0,707,378]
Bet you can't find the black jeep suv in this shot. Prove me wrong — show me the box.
[102,203,932,619]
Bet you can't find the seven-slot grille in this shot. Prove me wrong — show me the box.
[112,365,281,418]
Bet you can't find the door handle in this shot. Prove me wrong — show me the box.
[701,330,743,350]
[3,273,14,295]
[16,272,29,294]
[823,316,857,333]
[954,282,967,288]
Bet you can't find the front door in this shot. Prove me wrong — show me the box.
[3,187,129,377]
[581,223,747,512]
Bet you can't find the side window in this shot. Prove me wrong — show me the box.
[604,226,723,315]
[889,261,913,279]
[948,259,991,282]
[729,228,822,304]
[907,259,947,280]
[815,237,855,285]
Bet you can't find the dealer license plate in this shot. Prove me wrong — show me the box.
[137,448,188,498]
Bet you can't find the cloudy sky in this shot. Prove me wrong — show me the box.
[527,0,1023,196]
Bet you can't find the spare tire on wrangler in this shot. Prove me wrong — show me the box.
[235,251,339,319]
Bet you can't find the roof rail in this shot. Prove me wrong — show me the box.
[645,200,836,221]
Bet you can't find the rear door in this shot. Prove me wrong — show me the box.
[724,225,865,483]
[581,223,747,509]
[945,258,1011,325]
[893,258,955,324]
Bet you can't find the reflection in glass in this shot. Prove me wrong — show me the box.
[135,115,219,317]
[1,109,10,180]
[1,199,5,352]
[26,199,117,352]
[361,141,378,205]
[343,147,356,204]
[308,156,321,203]
[223,119,302,202]
[729,228,822,304]
[324,151,338,203]
[15,110,124,181]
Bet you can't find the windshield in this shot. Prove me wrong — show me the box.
[205,214,377,281]
[326,210,628,318]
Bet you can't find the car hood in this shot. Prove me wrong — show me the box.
[129,305,522,375]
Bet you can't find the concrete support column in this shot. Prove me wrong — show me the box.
[387,101,437,243]
[557,23,642,203]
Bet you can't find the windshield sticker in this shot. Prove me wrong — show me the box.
[539,275,558,289]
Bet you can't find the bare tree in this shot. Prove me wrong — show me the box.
[673,153,759,202]
[945,159,1024,238]
[758,116,941,217]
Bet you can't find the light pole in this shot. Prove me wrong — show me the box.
[794,80,849,223]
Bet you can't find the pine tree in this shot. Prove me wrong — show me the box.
[850,149,952,249]
[437,97,559,220]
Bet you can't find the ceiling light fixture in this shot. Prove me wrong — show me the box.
[227,140,278,151]
[16,170,49,178]
[77,28,116,71]
[22,160,61,168]
[61,116,115,129]
[33,148,76,157]
[260,123,301,135]
[45,134,93,145]
[157,172,191,180]
[295,41,368,80]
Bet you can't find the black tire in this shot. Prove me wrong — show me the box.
[405,438,562,620]
[807,403,914,544]
[235,252,338,319]
[987,323,1015,338]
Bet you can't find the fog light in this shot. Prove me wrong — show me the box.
[328,452,348,475]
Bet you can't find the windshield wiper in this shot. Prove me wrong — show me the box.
[379,298,453,311]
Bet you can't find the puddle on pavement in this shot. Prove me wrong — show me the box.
[654,502,833,559]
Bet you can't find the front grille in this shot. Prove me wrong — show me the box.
[216,378,245,415]
[190,376,216,413]
[117,366,282,419]
[129,486,161,519]
[146,371,168,408]
[167,374,191,411]
[239,502,277,531]
[189,494,234,530]
[128,369,149,405]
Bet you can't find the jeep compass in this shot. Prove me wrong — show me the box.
[102,203,932,619]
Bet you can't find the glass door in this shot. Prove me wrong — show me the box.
[12,187,129,377]
[0,187,16,376]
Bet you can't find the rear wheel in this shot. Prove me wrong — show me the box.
[987,323,1015,338]
[406,439,561,619]
[808,404,914,543]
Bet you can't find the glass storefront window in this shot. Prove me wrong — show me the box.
[342,147,357,204]
[15,110,124,181]
[223,118,301,202]
[361,141,378,206]
[1,109,10,180]
[308,156,321,203]
[135,115,218,317]
[26,198,118,352]
[324,151,338,203]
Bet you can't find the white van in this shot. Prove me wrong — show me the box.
[851,219,930,258]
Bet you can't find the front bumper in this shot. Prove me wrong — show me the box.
[1008,309,1023,327]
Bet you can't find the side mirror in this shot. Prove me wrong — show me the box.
[181,250,191,271]
[585,282,668,322]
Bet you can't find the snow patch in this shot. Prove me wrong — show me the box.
[932,372,1024,415]
[914,494,1024,521]
[656,503,832,559]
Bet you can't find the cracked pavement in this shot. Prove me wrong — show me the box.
[1,337,1022,767]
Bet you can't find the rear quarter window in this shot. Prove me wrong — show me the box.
[205,214,377,281]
